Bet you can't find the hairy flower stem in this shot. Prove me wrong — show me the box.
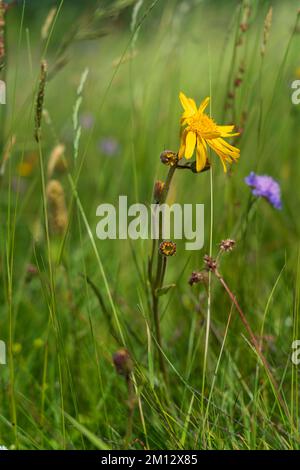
[149,165,177,385]
[215,269,290,420]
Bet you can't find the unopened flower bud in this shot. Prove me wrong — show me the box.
[113,349,133,377]
[160,150,178,167]
[153,180,165,202]
[159,240,176,257]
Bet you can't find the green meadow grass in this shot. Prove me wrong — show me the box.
[0,0,300,449]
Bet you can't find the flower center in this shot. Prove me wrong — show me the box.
[187,112,220,139]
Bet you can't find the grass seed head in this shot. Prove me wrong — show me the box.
[261,7,273,57]
[47,144,67,179]
[34,60,47,142]
[46,179,68,235]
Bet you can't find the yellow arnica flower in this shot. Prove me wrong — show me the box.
[178,92,240,172]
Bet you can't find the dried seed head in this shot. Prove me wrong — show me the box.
[219,239,236,252]
[0,0,6,66]
[46,179,68,235]
[47,144,67,179]
[204,255,217,272]
[113,349,133,376]
[159,240,176,257]
[261,7,273,57]
[35,60,47,142]
[160,150,178,167]
[240,23,248,33]
[31,218,43,243]
[241,4,251,26]
[188,271,208,286]
[153,180,165,202]
[41,7,57,40]
[0,134,16,177]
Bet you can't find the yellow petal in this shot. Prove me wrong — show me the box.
[178,131,187,159]
[220,158,227,172]
[178,147,185,159]
[213,138,240,158]
[188,97,197,111]
[185,131,196,159]
[198,96,210,113]
[207,139,229,172]
[218,125,234,132]
[179,92,197,116]
[218,125,239,138]
[196,138,207,172]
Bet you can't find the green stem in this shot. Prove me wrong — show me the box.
[148,164,176,384]
[124,373,135,448]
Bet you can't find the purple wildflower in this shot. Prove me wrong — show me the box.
[11,177,28,195]
[98,137,120,157]
[245,172,282,209]
[79,113,94,130]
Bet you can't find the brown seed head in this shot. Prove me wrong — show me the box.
[35,60,47,142]
[188,271,208,286]
[204,255,217,272]
[219,239,236,252]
